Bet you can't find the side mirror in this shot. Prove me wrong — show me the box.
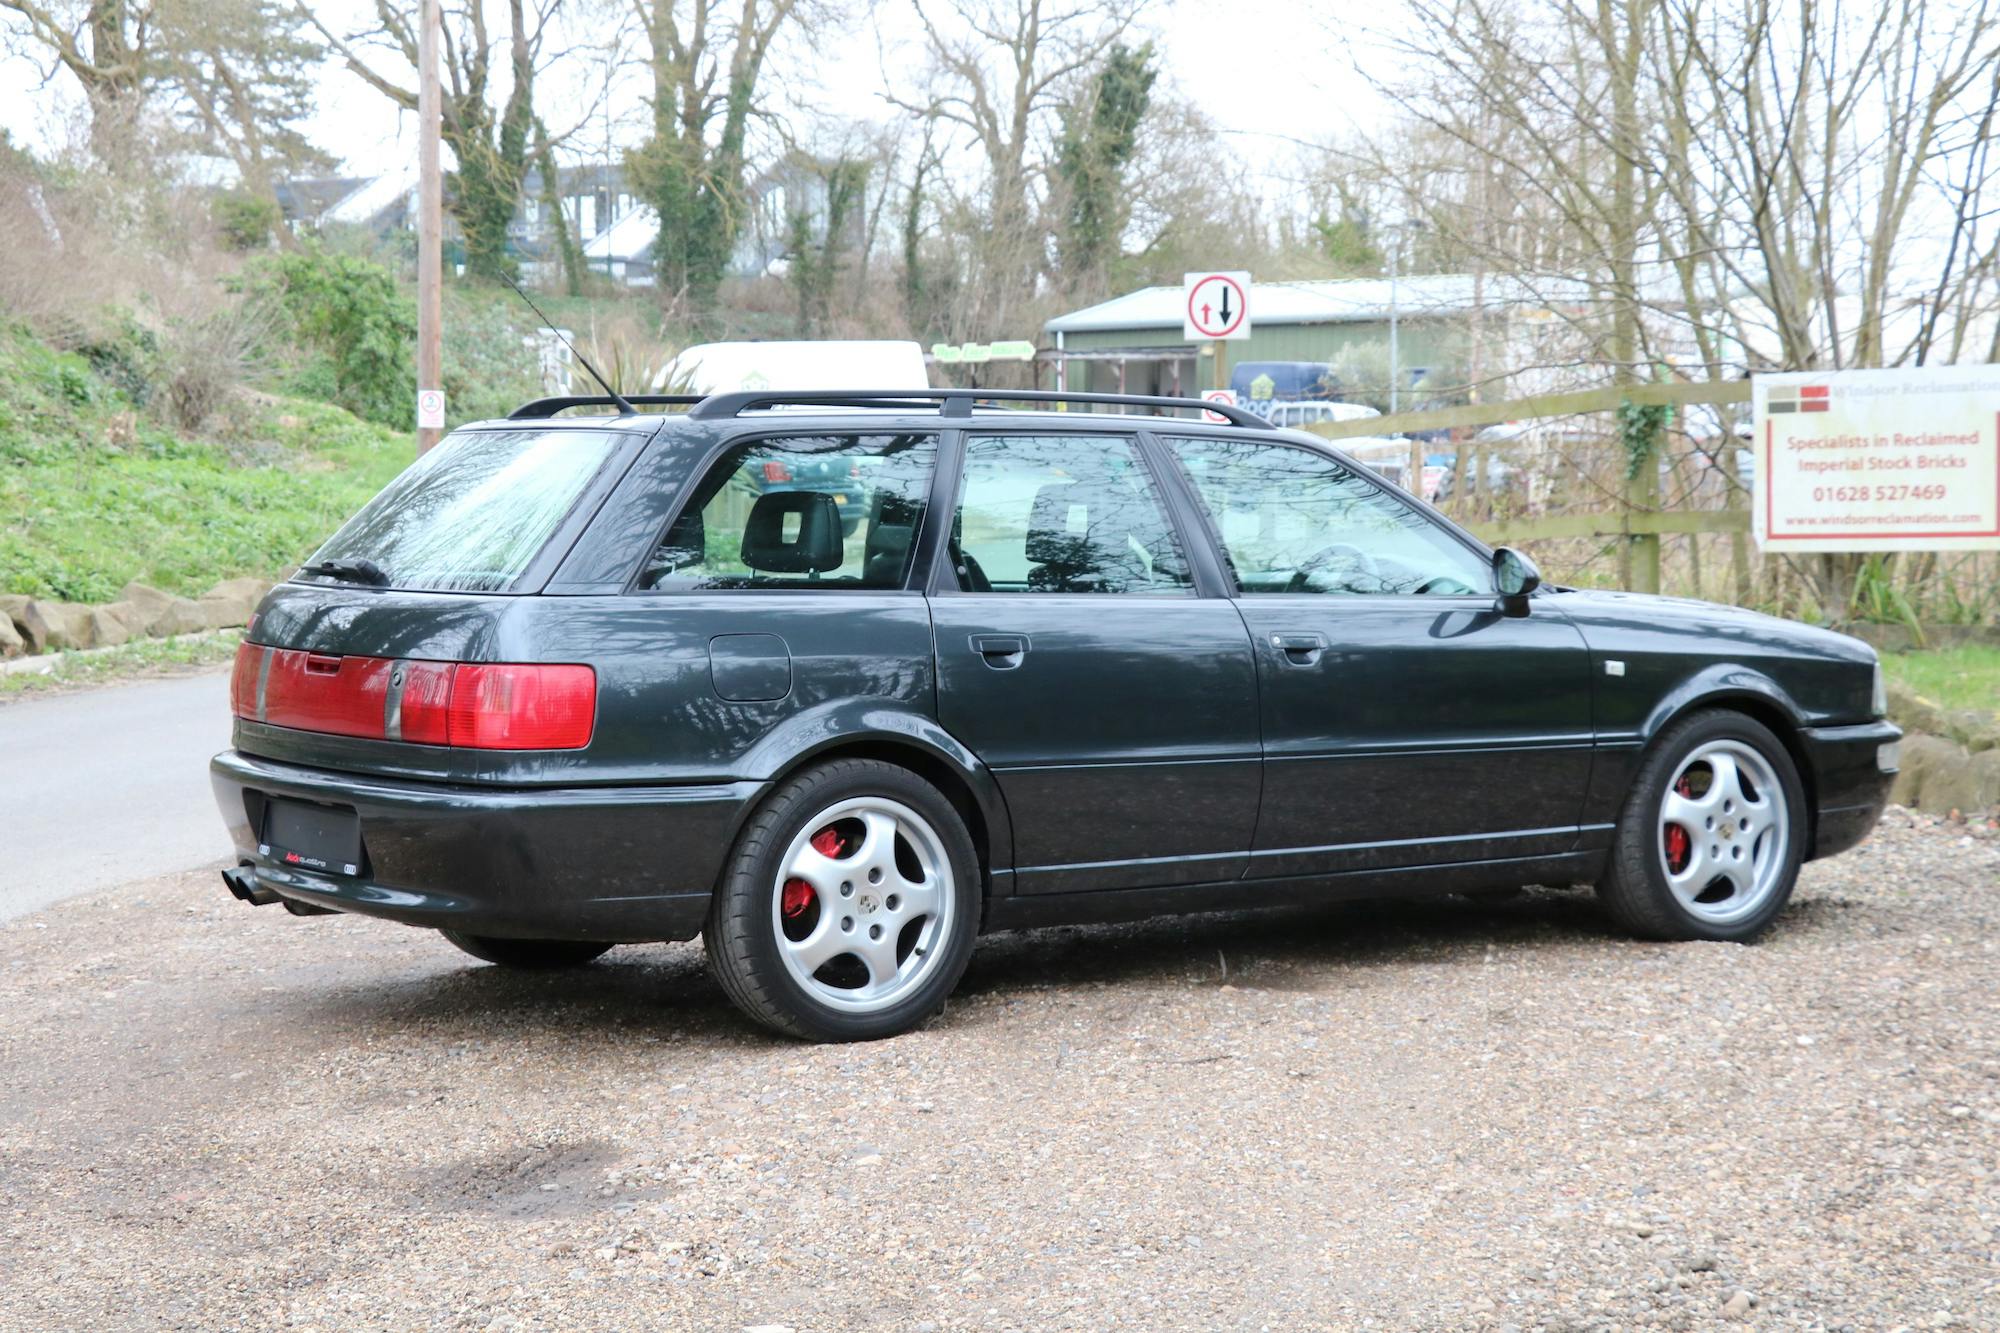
[1494,546,1542,617]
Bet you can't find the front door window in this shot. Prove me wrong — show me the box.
[1166,436,1490,596]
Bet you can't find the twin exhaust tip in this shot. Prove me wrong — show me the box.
[221,863,337,916]
[221,863,279,906]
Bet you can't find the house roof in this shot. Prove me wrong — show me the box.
[582,206,659,262]
[1044,274,1560,334]
[322,170,418,226]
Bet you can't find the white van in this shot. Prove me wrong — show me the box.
[656,340,931,395]
[1266,400,1381,429]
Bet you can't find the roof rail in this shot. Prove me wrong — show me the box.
[685,388,1268,429]
[509,393,704,419]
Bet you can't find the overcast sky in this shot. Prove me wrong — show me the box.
[0,0,1388,180]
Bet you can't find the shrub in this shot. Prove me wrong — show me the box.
[238,245,414,428]
[153,294,272,432]
[212,191,283,251]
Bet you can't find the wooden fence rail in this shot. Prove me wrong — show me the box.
[1298,379,1752,443]
[1300,379,1756,592]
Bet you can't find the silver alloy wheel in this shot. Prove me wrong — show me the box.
[770,796,954,1015]
[1656,738,1791,926]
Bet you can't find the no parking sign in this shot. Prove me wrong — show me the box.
[416,388,446,430]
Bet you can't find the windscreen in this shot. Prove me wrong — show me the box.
[303,428,619,593]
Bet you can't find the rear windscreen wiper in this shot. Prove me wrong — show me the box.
[306,557,389,586]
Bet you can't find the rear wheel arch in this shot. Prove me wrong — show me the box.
[750,734,1008,896]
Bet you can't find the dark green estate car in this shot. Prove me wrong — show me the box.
[212,389,1900,1041]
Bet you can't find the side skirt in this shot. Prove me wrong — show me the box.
[981,850,1605,932]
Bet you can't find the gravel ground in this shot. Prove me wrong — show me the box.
[1,812,1996,1332]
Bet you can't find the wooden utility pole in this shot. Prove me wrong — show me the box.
[416,0,443,453]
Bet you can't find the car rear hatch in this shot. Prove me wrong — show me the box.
[230,420,648,785]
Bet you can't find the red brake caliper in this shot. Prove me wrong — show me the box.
[1663,776,1693,873]
[781,826,845,919]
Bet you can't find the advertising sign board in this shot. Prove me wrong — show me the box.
[1753,365,2000,551]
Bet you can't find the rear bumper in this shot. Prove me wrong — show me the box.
[1801,719,1901,860]
[210,750,759,941]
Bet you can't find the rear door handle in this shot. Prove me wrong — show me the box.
[970,634,1029,670]
[1271,631,1327,665]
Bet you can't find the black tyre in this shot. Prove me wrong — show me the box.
[704,759,981,1042]
[1597,709,1807,942]
[440,930,613,969]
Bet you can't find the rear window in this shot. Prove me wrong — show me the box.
[303,428,619,592]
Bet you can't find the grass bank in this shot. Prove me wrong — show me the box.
[1883,644,2000,717]
[0,325,409,604]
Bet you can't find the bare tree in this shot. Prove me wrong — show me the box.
[0,0,153,168]
[892,0,1145,337]
[304,0,567,281]
[623,0,817,320]
[160,0,329,206]
[1648,0,2000,610]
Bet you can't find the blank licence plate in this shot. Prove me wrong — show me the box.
[260,799,363,876]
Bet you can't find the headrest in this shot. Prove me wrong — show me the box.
[862,492,921,584]
[1025,482,1100,568]
[742,491,844,574]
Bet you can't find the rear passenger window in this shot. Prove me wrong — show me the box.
[949,435,1191,594]
[641,434,936,590]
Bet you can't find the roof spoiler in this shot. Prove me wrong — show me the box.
[509,388,1266,428]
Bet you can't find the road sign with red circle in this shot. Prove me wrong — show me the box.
[1201,388,1239,423]
[416,388,446,430]
[1184,271,1252,341]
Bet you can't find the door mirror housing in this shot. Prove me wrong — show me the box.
[1493,546,1542,616]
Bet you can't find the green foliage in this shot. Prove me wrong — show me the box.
[212,190,282,250]
[0,323,406,602]
[1617,400,1670,480]
[1312,214,1383,274]
[441,294,542,426]
[238,245,415,428]
[628,129,744,319]
[1884,645,2000,716]
[786,158,869,336]
[77,319,159,406]
[1054,44,1157,295]
[1849,554,1923,635]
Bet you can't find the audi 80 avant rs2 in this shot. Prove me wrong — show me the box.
[212,389,1900,1041]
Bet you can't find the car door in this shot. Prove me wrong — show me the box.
[1159,433,1596,879]
[927,430,1262,896]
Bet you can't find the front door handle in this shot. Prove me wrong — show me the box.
[970,634,1029,670]
[1271,631,1327,665]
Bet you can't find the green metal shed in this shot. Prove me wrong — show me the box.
[1042,274,1495,401]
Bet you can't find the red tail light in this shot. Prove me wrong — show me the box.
[761,460,792,483]
[396,660,455,746]
[230,640,260,717]
[446,664,596,750]
[231,647,594,750]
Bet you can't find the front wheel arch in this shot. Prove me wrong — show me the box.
[1599,706,1810,941]
[1639,688,1818,850]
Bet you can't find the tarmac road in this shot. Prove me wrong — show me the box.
[0,670,233,923]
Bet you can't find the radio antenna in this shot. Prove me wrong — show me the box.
[498,271,636,416]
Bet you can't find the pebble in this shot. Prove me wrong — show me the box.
[0,817,1991,1329]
